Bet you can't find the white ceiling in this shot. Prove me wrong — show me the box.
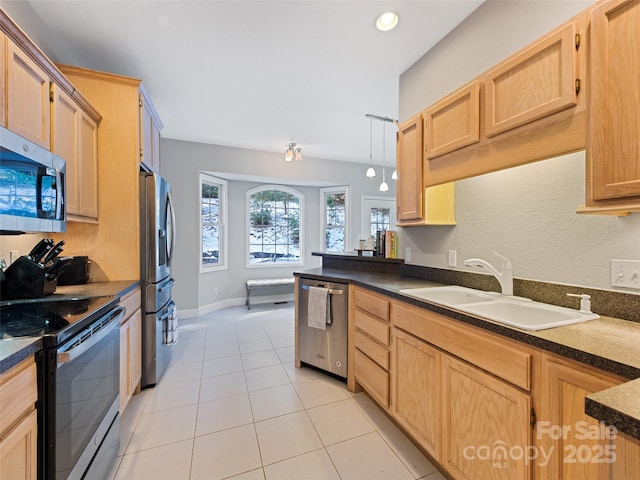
[23,0,483,165]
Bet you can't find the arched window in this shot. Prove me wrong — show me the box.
[247,186,304,266]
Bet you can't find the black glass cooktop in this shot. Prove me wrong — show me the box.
[0,296,118,346]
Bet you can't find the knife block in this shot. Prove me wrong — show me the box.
[0,256,58,300]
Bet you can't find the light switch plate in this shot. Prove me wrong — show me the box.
[610,259,640,290]
[405,247,412,262]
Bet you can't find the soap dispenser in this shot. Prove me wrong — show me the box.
[567,293,593,314]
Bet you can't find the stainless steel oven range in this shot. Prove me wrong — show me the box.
[0,295,124,480]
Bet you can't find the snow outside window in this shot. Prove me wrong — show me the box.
[321,187,349,252]
[247,186,304,267]
[200,173,227,272]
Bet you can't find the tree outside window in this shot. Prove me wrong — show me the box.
[370,207,390,237]
[248,187,303,265]
[322,188,348,252]
[200,173,226,271]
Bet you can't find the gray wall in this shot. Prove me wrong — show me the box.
[398,0,640,291]
[161,139,396,315]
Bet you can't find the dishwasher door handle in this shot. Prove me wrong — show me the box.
[301,285,344,295]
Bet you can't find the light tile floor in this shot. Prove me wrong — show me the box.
[107,303,447,480]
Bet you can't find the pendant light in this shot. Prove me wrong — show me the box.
[366,117,376,178]
[379,121,389,192]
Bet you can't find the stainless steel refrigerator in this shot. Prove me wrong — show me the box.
[140,171,176,388]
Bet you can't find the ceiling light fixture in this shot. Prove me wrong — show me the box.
[366,117,376,178]
[285,143,302,162]
[365,114,398,186]
[376,11,399,32]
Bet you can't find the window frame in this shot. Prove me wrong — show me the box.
[320,186,350,253]
[246,185,305,268]
[199,172,227,273]
[361,195,397,239]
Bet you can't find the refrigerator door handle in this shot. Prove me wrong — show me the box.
[166,189,176,267]
[158,277,175,291]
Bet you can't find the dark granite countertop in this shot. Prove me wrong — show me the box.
[0,337,43,374]
[0,280,139,374]
[295,267,640,440]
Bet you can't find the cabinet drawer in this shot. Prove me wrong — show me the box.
[354,310,390,346]
[355,349,389,408]
[355,330,389,371]
[0,359,37,434]
[393,300,532,391]
[355,288,390,321]
[120,287,142,324]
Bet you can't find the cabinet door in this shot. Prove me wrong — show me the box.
[484,22,577,137]
[51,85,99,220]
[119,317,132,412]
[77,111,98,219]
[396,113,424,223]
[0,32,6,127]
[588,0,640,201]
[139,92,161,173]
[425,80,480,159]
[613,433,640,480]
[51,85,80,215]
[392,328,441,459]
[442,355,532,480]
[129,308,142,396]
[540,356,621,480]
[0,409,37,480]
[6,39,50,148]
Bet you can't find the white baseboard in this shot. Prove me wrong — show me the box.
[178,293,294,319]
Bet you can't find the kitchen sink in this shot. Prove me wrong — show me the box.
[460,300,599,331]
[399,285,599,331]
[398,286,498,306]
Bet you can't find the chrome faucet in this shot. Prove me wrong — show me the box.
[463,252,513,296]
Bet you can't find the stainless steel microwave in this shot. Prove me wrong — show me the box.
[0,125,66,234]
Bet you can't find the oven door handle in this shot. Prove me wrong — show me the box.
[57,307,126,365]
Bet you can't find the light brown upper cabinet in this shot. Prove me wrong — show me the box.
[0,32,6,127]
[422,13,588,189]
[6,38,50,148]
[484,22,578,137]
[396,113,455,227]
[51,84,99,221]
[396,113,424,223]
[425,80,480,159]
[581,0,640,214]
[139,85,163,174]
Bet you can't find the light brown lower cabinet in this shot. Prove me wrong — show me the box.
[539,354,626,480]
[351,294,640,480]
[613,433,640,480]
[120,287,142,412]
[392,328,441,459]
[0,409,37,480]
[0,359,38,480]
[442,354,532,480]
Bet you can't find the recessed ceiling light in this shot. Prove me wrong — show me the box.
[376,11,398,32]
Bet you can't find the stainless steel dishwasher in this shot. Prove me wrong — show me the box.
[298,277,348,379]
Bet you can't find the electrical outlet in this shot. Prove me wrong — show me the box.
[9,250,19,264]
[405,247,412,262]
[448,250,457,267]
[611,260,640,290]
